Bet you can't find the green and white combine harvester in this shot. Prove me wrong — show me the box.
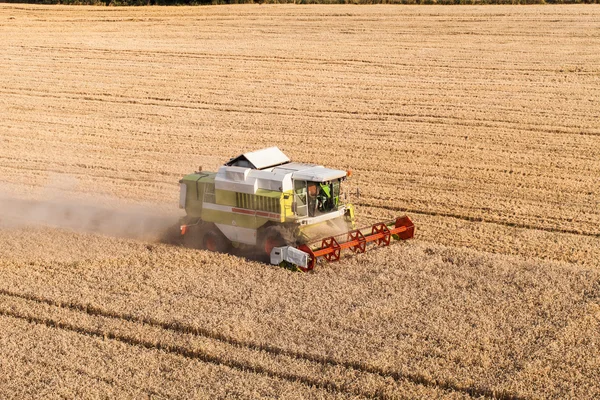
[179,147,414,271]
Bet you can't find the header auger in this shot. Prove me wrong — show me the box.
[178,147,414,271]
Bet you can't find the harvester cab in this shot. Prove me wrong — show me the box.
[178,147,414,271]
[295,179,340,217]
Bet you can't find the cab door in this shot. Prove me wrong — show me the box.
[293,180,308,218]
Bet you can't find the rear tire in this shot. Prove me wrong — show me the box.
[182,222,230,253]
[182,223,204,250]
[161,223,185,245]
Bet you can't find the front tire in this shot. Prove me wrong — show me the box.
[258,226,293,257]
[202,228,231,253]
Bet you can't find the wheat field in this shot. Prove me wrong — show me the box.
[0,4,599,399]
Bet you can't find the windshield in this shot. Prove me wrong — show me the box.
[295,179,341,218]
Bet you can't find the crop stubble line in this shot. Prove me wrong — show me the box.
[372,178,596,206]
[7,100,594,142]
[4,80,598,128]
[0,135,592,178]
[16,43,595,80]
[358,201,600,239]
[28,104,600,141]
[8,49,596,89]
[0,155,178,178]
[7,65,595,106]
[5,130,598,188]
[370,198,598,230]
[360,164,596,187]
[0,163,176,186]
[0,288,524,400]
[14,44,538,72]
[4,121,597,175]
[4,84,598,138]
[0,89,321,119]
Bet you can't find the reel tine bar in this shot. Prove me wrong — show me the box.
[321,237,341,262]
[348,229,366,253]
[371,223,391,246]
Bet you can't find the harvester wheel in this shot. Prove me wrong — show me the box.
[182,223,204,250]
[258,226,293,257]
[161,223,185,246]
[202,229,230,253]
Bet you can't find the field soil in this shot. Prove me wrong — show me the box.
[1,4,599,399]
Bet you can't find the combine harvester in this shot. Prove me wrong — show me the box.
[179,147,414,271]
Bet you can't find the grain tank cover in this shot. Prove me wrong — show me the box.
[226,147,290,170]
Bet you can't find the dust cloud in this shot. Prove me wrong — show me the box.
[0,178,181,242]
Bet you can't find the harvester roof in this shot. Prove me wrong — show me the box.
[272,163,347,182]
[225,147,290,170]
[216,147,347,194]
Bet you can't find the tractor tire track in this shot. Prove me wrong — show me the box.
[0,288,525,400]
[0,305,380,400]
